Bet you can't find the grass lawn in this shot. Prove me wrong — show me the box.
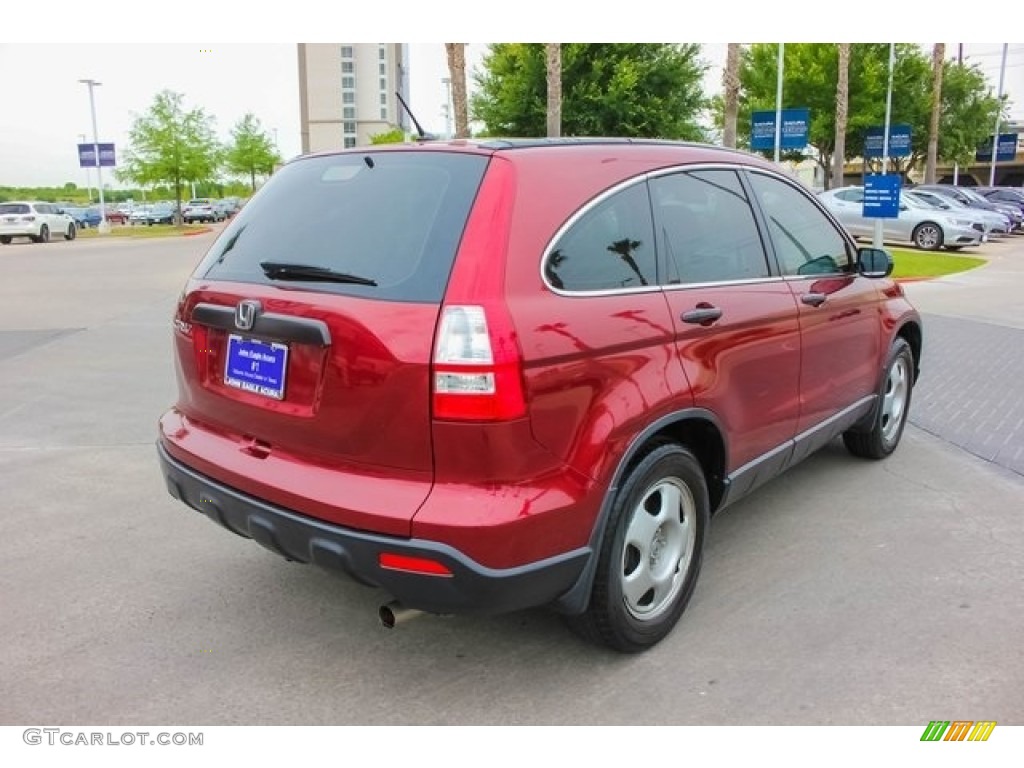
[887,247,986,279]
[79,224,211,239]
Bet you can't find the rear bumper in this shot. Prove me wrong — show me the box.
[157,441,589,616]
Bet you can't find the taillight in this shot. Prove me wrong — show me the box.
[432,304,526,421]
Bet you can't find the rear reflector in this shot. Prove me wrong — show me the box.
[379,553,453,577]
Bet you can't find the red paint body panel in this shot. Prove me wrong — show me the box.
[787,275,883,433]
[662,283,802,470]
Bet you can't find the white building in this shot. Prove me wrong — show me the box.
[297,44,410,153]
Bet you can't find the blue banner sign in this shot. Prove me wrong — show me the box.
[863,174,902,219]
[751,108,810,151]
[864,124,912,158]
[78,143,116,168]
[976,134,1018,162]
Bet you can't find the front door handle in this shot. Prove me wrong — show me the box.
[801,292,827,307]
[681,306,723,325]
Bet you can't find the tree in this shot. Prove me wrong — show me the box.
[473,44,707,139]
[924,44,945,184]
[832,44,850,189]
[722,43,741,148]
[738,44,932,180]
[370,126,406,144]
[445,44,470,138]
[546,43,562,138]
[224,113,282,192]
[118,91,220,221]
[938,60,1004,170]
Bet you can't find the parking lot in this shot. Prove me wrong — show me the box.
[1,231,1022,725]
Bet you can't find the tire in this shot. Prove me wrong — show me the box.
[843,337,914,460]
[912,222,943,251]
[35,224,50,244]
[566,442,709,653]
[0,236,11,245]
[64,224,76,241]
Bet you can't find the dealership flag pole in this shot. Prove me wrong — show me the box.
[988,43,1008,187]
[873,43,895,250]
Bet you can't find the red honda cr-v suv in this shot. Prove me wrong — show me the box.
[158,139,922,652]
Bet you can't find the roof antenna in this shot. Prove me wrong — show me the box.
[395,90,439,141]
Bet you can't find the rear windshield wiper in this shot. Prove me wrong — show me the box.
[260,261,378,286]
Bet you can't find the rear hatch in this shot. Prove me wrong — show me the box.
[170,149,491,533]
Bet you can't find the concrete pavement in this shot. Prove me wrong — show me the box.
[905,237,1024,477]
[0,231,1021,725]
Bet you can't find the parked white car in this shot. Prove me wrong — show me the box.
[818,186,982,251]
[0,201,77,244]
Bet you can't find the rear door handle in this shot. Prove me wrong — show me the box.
[681,307,723,325]
[801,292,827,307]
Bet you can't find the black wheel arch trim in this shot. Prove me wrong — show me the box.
[553,407,727,616]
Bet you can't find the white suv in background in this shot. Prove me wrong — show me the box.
[0,201,77,244]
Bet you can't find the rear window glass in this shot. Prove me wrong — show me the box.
[0,204,31,214]
[197,151,489,302]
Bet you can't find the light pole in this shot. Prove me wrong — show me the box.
[988,43,1009,187]
[78,133,93,203]
[441,77,453,139]
[773,43,784,164]
[78,79,110,234]
[872,43,896,250]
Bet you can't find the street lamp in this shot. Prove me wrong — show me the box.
[78,133,93,203]
[78,79,110,234]
[441,77,453,139]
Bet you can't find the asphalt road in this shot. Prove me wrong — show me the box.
[1,232,1022,725]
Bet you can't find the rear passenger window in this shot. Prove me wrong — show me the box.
[651,170,769,284]
[544,182,657,291]
[749,173,852,276]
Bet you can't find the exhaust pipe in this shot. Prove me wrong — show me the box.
[379,600,425,629]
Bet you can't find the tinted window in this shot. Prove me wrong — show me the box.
[198,151,489,303]
[0,204,30,214]
[651,169,769,284]
[544,182,657,291]
[834,188,863,202]
[749,173,852,276]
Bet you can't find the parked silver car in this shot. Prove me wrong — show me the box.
[819,186,982,251]
[907,190,1009,238]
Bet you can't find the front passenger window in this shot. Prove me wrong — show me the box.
[749,173,852,277]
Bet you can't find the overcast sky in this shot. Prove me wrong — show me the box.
[1,36,1020,188]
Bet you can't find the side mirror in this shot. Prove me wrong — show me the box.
[857,247,893,278]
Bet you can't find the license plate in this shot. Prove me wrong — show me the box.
[224,335,288,400]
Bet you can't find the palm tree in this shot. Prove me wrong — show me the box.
[722,44,741,148]
[445,44,469,138]
[546,43,562,138]
[831,43,850,190]
[925,43,945,184]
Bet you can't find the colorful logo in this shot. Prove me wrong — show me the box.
[920,721,996,741]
